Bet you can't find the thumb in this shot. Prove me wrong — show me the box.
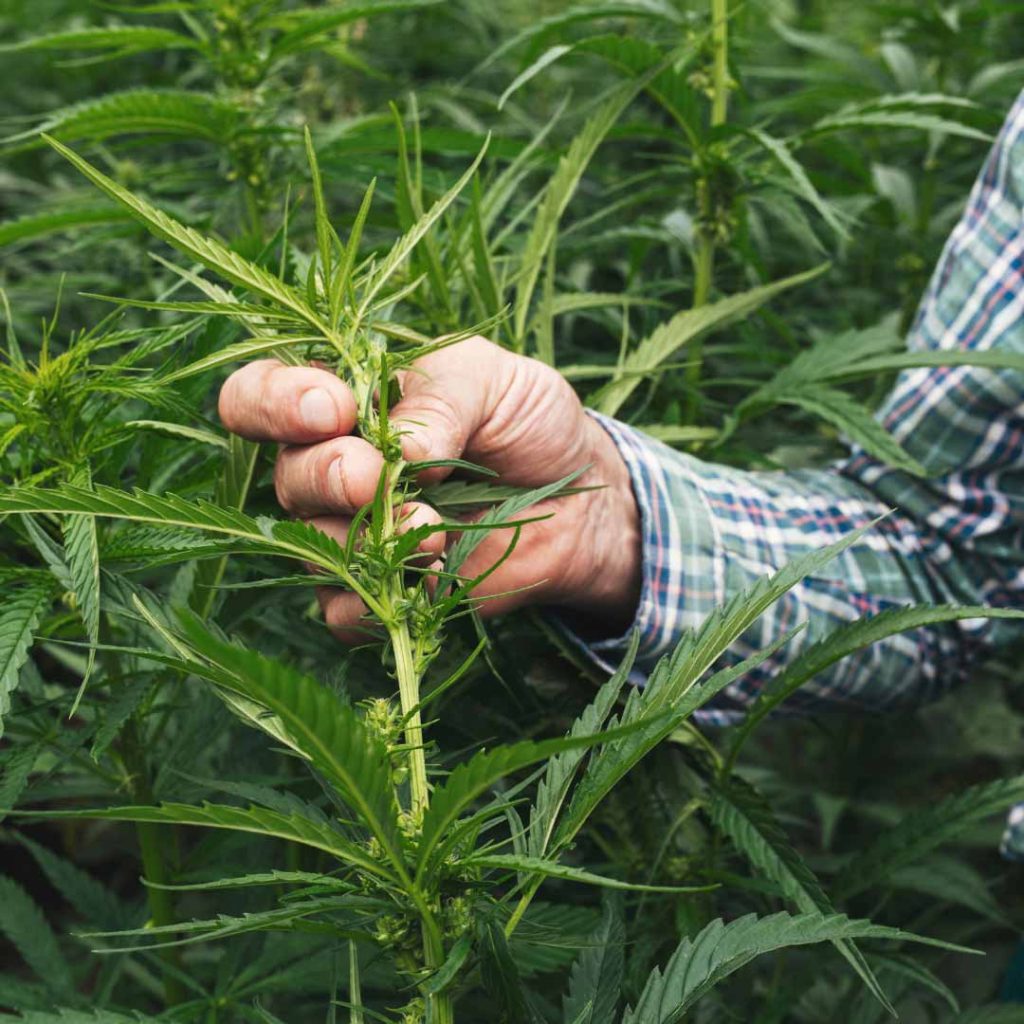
[391,337,509,479]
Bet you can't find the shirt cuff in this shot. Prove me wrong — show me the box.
[551,411,723,686]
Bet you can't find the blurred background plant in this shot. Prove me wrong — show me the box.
[0,0,1023,1021]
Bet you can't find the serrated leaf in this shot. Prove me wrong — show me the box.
[749,128,848,238]
[479,917,535,1024]
[0,484,355,582]
[424,477,588,513]
[528,632,638,860]
[0,26,199,55]
[16,834,135,931]
[173,613,404,875]
[514,74,653,342]
[499,45,574,110]
[443,468,586,581]
[0,583,52,738]
[358,135,489,315]
[593,264,827,416]
[99,526,246,568]
[727,604,1024,765]
[91,677,153,760]
[8,90,240,146]
[621,912,974,1024]
[837,774,1024,899]
[143,868,349,893]
[542,291,667,320]
[838,347,1024,380]
[126,420,229,449]
[870,950,961,1013]
[510,902,601,978]
[27,802,389,878]
[467,853,712,894]
[161,335,321,383]
[422,933,473,996]
[887,856,1007,924]
[416,724,647,877]
[808,109,990,143]
[82,895,363,952]
[779,385,926,475]
[0,876,73,994]
[268,0,442,60]
[0,205,133,246]
[63,466,100,712]
[43,137,320,328]
[476,2,682,79]
[709,777,893,1014]
[0,743,40,820]
[556,525,873,851]
[563,893,624,1024]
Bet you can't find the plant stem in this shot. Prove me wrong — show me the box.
[123,727,183,1007]
[505,879,542,939]
[388,583,451,1018]
[348,367,454,1018]
[391,618,429,819]
[422,921,453,1024]
[348,939,364,1024]
[374,456,451,1019]
[709,0,729,128]
[685,0,730,422]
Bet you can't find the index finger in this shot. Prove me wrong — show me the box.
[218,359,358,444]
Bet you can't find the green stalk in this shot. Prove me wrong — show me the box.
[123,726,183,1007]
[685,0,730,422]
[372,452,450,1020]
[709,0,729,128]
[391,618,429,819]
[505,878,543,939]
[349,939,364,1024]
[391,608,452,1022]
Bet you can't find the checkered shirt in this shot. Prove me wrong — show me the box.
[581,90,1024,860]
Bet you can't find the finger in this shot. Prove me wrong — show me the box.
[304,505,444,564]
[391,336,512,481]
[318,586,375,645]
[306,510,444,642]
[397,501,446,565]
[447,504,569,617]
[300,514,354,578]
[219,359,357,444]
[274,436,384,516]
[306,516,372,643]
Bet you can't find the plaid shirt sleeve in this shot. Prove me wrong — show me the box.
[572,89,1024,860]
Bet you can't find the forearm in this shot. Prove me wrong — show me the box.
[573,91,1024,717]
[577,414,984,720]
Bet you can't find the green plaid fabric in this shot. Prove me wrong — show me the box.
[576,91,1024,859]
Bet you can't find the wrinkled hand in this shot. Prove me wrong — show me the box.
[218,336,641,641]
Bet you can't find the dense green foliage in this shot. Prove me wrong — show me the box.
[1,1,1023,1020]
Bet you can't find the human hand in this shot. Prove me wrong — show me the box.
[218,336,641,641]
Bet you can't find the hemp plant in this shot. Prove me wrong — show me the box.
[1,120,1016,1023]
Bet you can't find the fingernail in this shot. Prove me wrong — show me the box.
[299,388,338,433]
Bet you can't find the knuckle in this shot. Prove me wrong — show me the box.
[272,455,297,514]
[315,445,343,505]
[262,364,295,433]
[219,360,282,432]
[217,379,239,431]
[324,593,357,630]
[462,333,497,355]
[416,391,464,450]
